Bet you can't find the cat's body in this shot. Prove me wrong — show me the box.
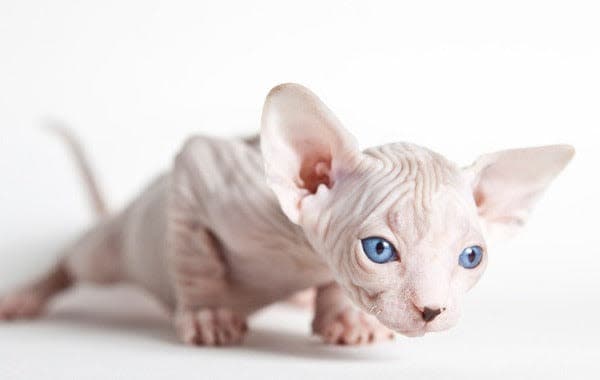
[89,135,329,312]
[0,84,574,346]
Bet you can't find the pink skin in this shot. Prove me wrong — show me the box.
[0,84,574,346]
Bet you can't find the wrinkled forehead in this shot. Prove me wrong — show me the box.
[385,187,480,247]
[358,142,465,203]
[330,143,477,241]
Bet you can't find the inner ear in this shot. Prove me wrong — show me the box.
[473,191,485,209]
[299,155,332,193]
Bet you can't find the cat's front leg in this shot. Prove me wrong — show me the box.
[312,282,394,345]
[167,209,249,346]
[167,147,249,346]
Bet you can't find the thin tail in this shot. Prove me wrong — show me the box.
[46,122,108,218]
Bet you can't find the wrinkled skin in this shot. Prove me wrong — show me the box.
[300,148,487,336]
[0,84,574,346]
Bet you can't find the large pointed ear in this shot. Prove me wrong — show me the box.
[260,83,360,224]
[464,145,574,241]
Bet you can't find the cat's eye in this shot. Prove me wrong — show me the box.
[458,245,483,269]
[361,237,398,264]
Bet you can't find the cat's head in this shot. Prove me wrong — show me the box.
[260,83,573,336]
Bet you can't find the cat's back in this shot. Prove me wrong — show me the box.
[175,134,264,198]
[174,133,308,264]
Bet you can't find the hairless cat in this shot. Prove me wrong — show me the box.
[0,84,574,346]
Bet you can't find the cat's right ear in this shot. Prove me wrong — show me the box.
[260,83,360,224]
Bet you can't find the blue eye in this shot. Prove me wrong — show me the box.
[361,237,398,264]
[458,246,483,269]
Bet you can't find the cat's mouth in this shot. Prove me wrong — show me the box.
[391,314,454,337]
[396,322,451,337]
[391,320,428,337]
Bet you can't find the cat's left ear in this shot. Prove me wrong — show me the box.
[463,145,574,241]
[260,83,360,224]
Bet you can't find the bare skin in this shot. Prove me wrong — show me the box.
[0,84,574,346]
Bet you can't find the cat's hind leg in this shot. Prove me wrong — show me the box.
[0,263,72,320]
[0,220,123,321]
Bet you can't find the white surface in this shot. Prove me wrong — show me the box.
[0,286,598,380]
[1,1,599,379]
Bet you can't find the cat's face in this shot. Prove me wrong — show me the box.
[300,144,487,335]
[261,83,573,336]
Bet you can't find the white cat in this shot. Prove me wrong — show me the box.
[0,83,574,346]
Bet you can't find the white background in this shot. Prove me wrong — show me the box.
[0,1,598,379]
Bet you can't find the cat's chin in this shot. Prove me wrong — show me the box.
[400,329,426,337]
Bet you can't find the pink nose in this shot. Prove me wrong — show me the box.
[422,307,443,322]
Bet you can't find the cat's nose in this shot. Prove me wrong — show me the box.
[422,307,443,322]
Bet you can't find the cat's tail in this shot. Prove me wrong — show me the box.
[46,121,108,218]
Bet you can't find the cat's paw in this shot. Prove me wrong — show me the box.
[174,308,248,346]
[0,289,46,321]
[312,308,395,345]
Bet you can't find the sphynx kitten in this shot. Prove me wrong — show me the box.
[0,84,574,346]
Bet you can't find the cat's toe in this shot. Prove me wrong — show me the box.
[313,308,394,345]
[175,308,248,346]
